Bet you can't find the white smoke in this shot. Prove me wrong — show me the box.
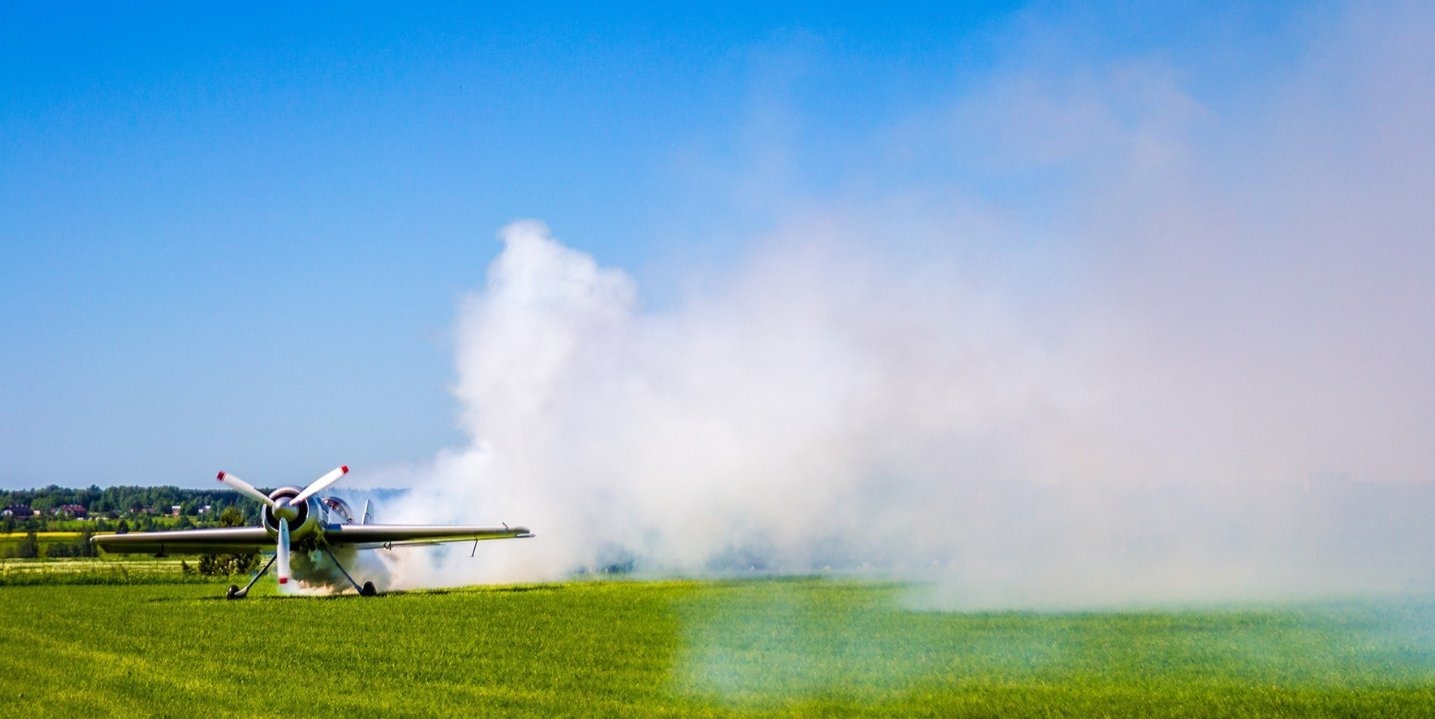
[380,2,1435,606]
[387,219,1054,584]
[288,545,391,595]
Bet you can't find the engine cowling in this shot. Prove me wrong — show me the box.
[259,487,321,544]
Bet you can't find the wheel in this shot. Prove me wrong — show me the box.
[226,585,241,600]
[360,580,377,597]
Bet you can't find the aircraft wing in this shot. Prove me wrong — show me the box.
[323,523,533,549]
[92,527,273,555]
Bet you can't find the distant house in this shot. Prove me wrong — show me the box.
[2,505,33,518]
[170,505,182,517]
[54,504,88,518]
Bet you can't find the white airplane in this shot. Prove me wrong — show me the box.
[91,465,532,598]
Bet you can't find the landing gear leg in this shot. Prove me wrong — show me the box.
[321,546,378,597]
[227,554,278,599]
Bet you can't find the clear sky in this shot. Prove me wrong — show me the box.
[2,2,1422,490]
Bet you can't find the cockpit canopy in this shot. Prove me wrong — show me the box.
[321,496,355,524]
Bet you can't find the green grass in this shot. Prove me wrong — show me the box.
[2,576,1434,717]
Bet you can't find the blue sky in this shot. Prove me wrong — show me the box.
[0,2,1400,489]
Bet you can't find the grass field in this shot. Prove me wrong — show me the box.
[0,557,210,585]
[2,572,1434,717]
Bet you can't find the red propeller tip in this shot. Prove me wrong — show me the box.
[216,471,226,481]
[278,577,288,584]
[341,465,349,473]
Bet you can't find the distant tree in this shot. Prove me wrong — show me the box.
[116,520,130,534]
[199,505,258,576]
[198,552,258,576]
[13,531,39,559]
[218,506,246,528]
[46,532,94,558]
[1,515,13,535]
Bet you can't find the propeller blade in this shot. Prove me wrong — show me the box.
[217,471,277,509]
[291,465,349,505]
[276,517,291,585]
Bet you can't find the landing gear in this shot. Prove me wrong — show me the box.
[221,548,381,598]
[320,546,380,597]
[224,554,278,599]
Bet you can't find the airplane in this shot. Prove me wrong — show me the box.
[91,465,532,599]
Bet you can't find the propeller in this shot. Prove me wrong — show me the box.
[215,465,352,591]
[276,518,291,585]
[216,472,277,509]
[291,465,349,504]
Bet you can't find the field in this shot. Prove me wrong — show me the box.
[2,568,1434,717]
[0,557,210,585]
[0,531,84,551]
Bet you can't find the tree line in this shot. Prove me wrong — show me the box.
[4,499,258,576]
[2,484,262,533]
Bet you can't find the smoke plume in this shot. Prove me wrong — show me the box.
[381,2,1435,606]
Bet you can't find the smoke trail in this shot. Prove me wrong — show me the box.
[382,2,1435,606]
